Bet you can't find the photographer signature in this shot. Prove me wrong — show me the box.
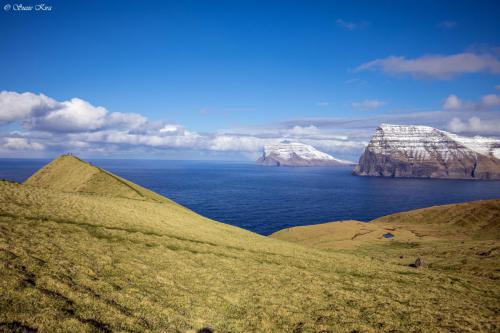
[4,3,53,11]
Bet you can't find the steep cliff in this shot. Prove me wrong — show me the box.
[353,124,500,179]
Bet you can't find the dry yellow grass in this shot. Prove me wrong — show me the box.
[270,220,430,250]
[271,199,500,302]
[0,155,499,332]
[371,200,500,239]
[25,154,171,203]
[271,199,500,249]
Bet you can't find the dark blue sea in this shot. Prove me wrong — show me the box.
[2,158,500,235]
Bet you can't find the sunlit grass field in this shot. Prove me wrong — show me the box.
[0,155,498,332]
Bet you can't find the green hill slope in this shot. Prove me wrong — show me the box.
[371,200,500,239]
[24,154,171,203]
[271,199,500,249]
[1,156,499,332]
[271,199,500,293]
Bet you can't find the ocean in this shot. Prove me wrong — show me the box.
[2,158,500,235]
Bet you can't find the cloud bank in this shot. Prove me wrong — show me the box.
[0,91,366,159]
[1,91,499,159]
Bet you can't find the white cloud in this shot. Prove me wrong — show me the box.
[159,124,183,134]
[2,137,44,150]
[448,116,500,135]
[208,135,275,152]
[315,101,329,107]
[301,138,367,152]
[285,125,320,136]
[26,98,108,132]
[0,91,156,133]
[107,112,148,130]
[356,52,500,79]
[442,95,462,110]
[352,99,386,110]
[75,128,361,155]
[447,117,468,132]
[222,124,350,141]
[0,91,57,124]
[335,19,369,30]
[480,94,500,108]
[442,93,500,111]
[68,129,202,149]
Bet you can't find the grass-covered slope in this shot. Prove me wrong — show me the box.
[371,200,500,239]
[1,156,499,332]
[271,199,500,301]
[24,154,171,203]
[271,199,500,249]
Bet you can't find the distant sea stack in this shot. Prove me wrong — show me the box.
[257,141,353,167]
[353,124,500,179]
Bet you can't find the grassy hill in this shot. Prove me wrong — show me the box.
[1,155,499,332]
[24,154,171,203]
[271,199,500,288]
[271,199,500,249]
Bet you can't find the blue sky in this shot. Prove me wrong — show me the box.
[0,0,499,160]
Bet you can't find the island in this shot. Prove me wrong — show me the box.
[353,124,500,179]
[256,141,353,167]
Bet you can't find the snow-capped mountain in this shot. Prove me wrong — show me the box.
[257,141,353,167]
[353,124,500,179]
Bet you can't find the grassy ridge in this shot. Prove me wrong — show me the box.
[25,155,172,203]
[1,156,499,332]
